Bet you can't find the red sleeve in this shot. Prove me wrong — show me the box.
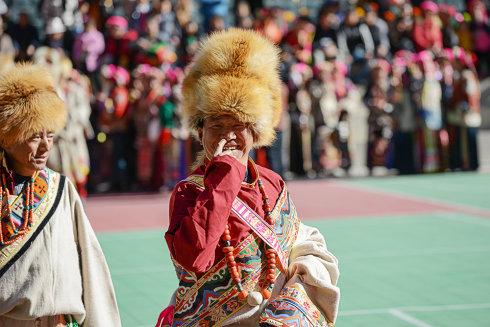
[165,156,246,274]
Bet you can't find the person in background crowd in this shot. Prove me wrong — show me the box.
[436,49,455,170]
[235,0,254,29]
[179,20,200,66]
[0,15,14,57]
[103,15,138,68]
[314,2,340,46]
[389,2,416,52]
[33,47,91,196]
[136,13,163,56]
[72,17,105,94]
[288,60,315,177]
[153,0,181,51]
[96,64,132,192]
[47,56,93,198]
[338,6,374,86]
[449,47,481,170]
[132,65,163,190]
[33,46,64,91]
[0,0,6,17]
[39,0,79,31]
[208,14,226,33]
[439,4,460,48]
[391,51,418,174]
[365,59,394,175]
[456,15,473,52]
[200,0,229,33]
[130,0,152,34]
[364,3,390,58]
[417,50,443,172]
[312,60,341,175]
[413,1,442,51]
[44,16,74,57]
[151,64,184,190]
[174,0,194,29]
[8,11,39,62]
[255,7,286,45]
[284,14,315,65]
[468,0,490,77]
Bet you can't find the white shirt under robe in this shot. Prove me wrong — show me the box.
[0,171,121,326]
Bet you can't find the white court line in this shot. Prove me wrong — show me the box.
[436,213,490,227]
[341,245,490,260]
[404,303,490,312]
[339,302,490,316]
[389,309,433,327]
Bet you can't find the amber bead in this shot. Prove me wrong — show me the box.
[260,288,271,299]
[238,289,249,301]
[222,246,234,253]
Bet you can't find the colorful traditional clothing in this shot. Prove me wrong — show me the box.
[160,28,340,327]
[47,61,93,197]
[448,64,481,170]
[164,156,339,326]
[0,162,120,326]
[0,63,121,326]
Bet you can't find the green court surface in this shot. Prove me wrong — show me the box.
[97,173,490,326]
[347,172,490,210]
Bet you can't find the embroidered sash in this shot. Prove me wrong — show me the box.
[7,170,50,229]
[171,175,301,326]
[0,169,65,277]
[231,198,288,272]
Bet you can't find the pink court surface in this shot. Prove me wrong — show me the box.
[86,175,490,232]
[86,172,490,327]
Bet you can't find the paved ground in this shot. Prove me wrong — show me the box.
[87,171,490,327]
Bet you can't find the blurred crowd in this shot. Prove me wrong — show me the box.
[0,0,487,195]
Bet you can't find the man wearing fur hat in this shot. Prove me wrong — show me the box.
[0,64,121,326]
[160,28,339,327]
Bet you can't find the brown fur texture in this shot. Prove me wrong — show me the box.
[182,28,282,147]
[0,63,66,148]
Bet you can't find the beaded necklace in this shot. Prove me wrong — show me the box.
[221,176,277,305]
[0,168,38,246]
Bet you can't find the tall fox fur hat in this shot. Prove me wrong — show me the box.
[182,28,282,147]
[0,63,66,148]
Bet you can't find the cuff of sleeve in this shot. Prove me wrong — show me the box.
[204,156,247,188]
